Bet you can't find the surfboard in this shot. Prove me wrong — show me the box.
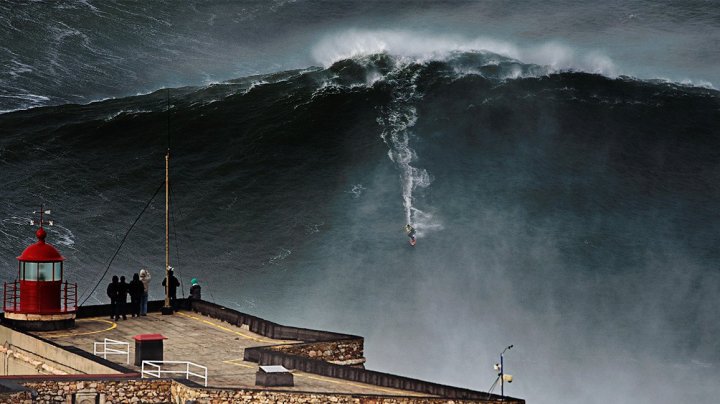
[409,238,416,246]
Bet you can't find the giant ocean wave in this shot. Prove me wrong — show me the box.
[1,51,719,404]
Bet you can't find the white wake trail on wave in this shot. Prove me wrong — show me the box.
[376,61,442,238]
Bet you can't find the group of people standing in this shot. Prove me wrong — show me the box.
[106,269,152,320]
[106,268,201,320]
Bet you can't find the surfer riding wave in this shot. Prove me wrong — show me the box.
[405,224,416,246]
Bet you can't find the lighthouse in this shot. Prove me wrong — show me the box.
[3,209,77,331]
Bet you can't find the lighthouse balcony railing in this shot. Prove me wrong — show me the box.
[2,280,77,313]
[63,281,78,312]
[3,281,19,312]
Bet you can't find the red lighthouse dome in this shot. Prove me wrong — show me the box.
[17,227,65,262]
[3,211,77,331]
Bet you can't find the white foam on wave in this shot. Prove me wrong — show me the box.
[243,80,269,94]
[304,222,324,235]
[268,248,291,265]
[0,93,51,114]
[104,109,151,122]
[310,75,376,101]
[312,29,619,78]
[51,225,76,249]
[0,94,50,102]
[54,0,101,13]
[8,59,34,77]
[347,184,366,199]
[678,78,715,89]
[0,217,24,242]
[313,30,514,65]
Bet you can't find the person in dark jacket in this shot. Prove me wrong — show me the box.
[189,278,201,302]
[117,276,129,320]
[106,275,120,320]
[162,268,180,311]
[129,273,144,317]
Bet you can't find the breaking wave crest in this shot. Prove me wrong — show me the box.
[312,29,619,78]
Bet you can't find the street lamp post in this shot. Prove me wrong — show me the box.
[500,344,513,397]
[489,344,514,401]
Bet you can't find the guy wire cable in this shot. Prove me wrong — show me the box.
[169,185,185,298]
[78,181,164,306]
[169,184,215,303]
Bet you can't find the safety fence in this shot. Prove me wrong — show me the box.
[93,338,130,364]
[141,360,207,387]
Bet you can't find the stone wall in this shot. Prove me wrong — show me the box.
[268,338,365,365]
[171,382,517,404]
[0,378,523,404]
[11,379,172,403]
[0,391,32,404]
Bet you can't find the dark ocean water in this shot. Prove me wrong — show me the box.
[1,2,720,404]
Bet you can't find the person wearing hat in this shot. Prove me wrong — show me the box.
[189,278,201,302]
[162,268,180,311]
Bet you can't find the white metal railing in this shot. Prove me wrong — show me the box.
[93,338,130,364]
[141,360,208,387]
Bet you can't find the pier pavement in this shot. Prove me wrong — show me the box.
[32,310,433,397]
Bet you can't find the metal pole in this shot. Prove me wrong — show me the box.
[162,149,172,314]
[499,344,513,399]
[500,351,504,398]
[162,88,173,315]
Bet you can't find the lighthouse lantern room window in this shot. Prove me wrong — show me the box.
[20,261,63,281]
